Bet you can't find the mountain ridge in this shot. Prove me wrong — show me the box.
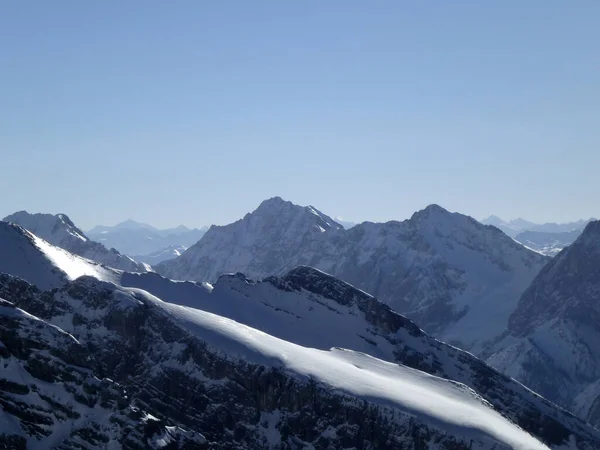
[157,198,548,353]
[3,211,149,273]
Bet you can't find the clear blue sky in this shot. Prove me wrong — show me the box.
[2,1,598,229]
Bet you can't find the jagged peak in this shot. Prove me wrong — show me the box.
[3,210,89,242]
[250,197,342,231]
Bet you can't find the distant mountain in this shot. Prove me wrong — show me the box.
[334,217,358,229]
[486,220,600,428]
[481,215,536,237]
[134,244,187,266]
[0,234,596,448]
[158,198,548,353]
[87,219,208,256]
[515,229,583,256]
[482,215,594,238]
[2,211,148,272]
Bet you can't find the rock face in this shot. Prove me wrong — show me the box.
[486,220,600,428]
[515,229,583,256]
[3,212,149,273]
[0,271,587,449]
[158,198,548,352]
[0,296,207,449]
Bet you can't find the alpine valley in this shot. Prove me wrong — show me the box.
[1,200,599,449]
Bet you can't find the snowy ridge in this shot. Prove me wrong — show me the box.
[0,271,556,449]
[136,289,547,450]
[0,221,119,290]
[1,222,598,447]
[157,198,548,352]
[121,266,600,448]
[3,211,149,273]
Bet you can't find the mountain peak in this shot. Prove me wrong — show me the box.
[582,219,600,237]
[408,204,453,224]
[254,196,292,212]
[4,210,88,242]
[3,211,149,273]
[251,197,342,231]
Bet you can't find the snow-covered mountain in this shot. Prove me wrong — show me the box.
[0,236,597,448]
[158,198,548,353]
[486,220,600,428]
[87,219,208,256]
[134,244,187,266]
[3,211,149,273]
[0,221,120,290]
[515,229,583,256]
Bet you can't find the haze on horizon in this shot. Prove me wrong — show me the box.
[2,1,598,229]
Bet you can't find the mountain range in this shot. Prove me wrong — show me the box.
[87,219,208,264]
[157,197,549,354]
[2,199,600,447]
[481,215,595,256]
[0,221,597,448]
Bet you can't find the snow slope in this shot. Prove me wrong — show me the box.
[142,292,548,450]
[1,270,552,449]
[121,267,600,449]
[0,221,118,290]
[3,211,149,272]
[157,198,548,352]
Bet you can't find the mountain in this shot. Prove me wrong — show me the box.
[481,216,536,237]
[158,198,548,353]
[0,296,207,449]
[334,217,358,229]
[2,218,597,447]
[3,211,149,273]
[87,219,208,256]
[486,220,600,428]
[0,221,120,290]
[0,276,555,450]
[0,236,597,448]
[134,244,188,266]
[482,215,594,238]
[515,229,583,256]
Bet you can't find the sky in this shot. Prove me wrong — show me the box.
[1,1,599,229]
